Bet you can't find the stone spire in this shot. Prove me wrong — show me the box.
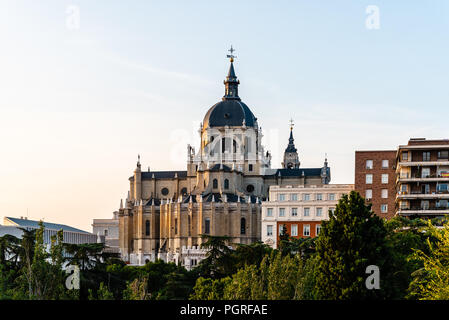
[223,45,240,101]
[282,119,300,169]
[321,153,331,184]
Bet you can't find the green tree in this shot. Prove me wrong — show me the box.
[315,191,391,299]
[196,235,233,278]
[408,220,449,299]
[190,277,231,300]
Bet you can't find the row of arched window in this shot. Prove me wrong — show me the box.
[212,178,230,189]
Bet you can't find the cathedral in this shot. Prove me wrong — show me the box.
[117,49,331,266]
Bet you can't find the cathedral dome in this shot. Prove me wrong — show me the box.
[203,51,257,129]
[203,100,256,128]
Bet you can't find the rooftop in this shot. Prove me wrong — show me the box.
[3,216,91,234]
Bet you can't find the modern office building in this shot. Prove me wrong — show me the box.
[261,184,354,248]
[1,216,99,245]
[354,150,397,218]
[395,138,449,218]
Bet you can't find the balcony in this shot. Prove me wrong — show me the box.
[398,160,449,167]
[397,173,449,183]
[398,206,449,216]
[396,191,449,200]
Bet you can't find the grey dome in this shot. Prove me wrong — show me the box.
[203,100,256,128]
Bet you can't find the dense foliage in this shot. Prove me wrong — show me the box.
[1,191,449,300]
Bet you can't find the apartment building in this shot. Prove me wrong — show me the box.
[354,150,397,218]
[261,184,354,248]
[396,138,449,218]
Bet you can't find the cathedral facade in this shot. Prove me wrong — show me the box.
[117,52,331,266]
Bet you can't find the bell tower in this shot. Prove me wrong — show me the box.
[282,119,300,169]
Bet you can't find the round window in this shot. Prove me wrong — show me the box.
[161,188,169,196]
[246,184,255,193]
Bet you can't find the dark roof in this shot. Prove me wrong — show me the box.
[4,217,90,234]
[285,130,297,153]
[208,164,232,172]
[141,171,187,179]
[269,168,325,177]
[203,99,256,128]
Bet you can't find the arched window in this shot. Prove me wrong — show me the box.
[213,179,218,189]
[233,140,237,153]
[145,220,150,236]
[224,179,229,189]
[205,218,210,234]
[240,218,246,235]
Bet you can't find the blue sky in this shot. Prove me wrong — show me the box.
[1,1,448,230]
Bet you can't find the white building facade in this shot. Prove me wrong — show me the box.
[261,184,354,248]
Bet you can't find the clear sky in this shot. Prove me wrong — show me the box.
[1,1,448,231]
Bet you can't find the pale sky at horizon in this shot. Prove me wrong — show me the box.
[1,1,449,232]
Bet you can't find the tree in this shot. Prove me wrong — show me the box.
[408,220,449,299]
[190,277,231,300]
[123,276,149,300]
[196,235,233,278]
[315,191,391,299]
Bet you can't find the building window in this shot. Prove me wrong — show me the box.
[279,208,285,217]
[224,179,229,189]
[205,218,210,234]
[423,152,431,161]
[316,207,323,217]
[104,229,108,237]
[328,193,335,201]
[437,184,449,193]
[291,193,298,201]
[174,218,178,235]
[267,208,273,217]
[365,189,372,200]
[329,207,335,215]
[246,184,255,193]
[145,220,150,236]
[267,225,273,236]
[279,194,286,201]
[401,184,407,193]
[421,200,430,210]
[181,187,188,195]
[303,225,310,237]
[382,160,389,168]
[240,218,246,234]
[161,187,169,196]
[291,208,298,216]
[249,164,253,172]
[366,174,373,184]
[291,224,298,236]
[303,194,310,201]
[279,224,286,236]
[381,204,388,213]
[304,208,310,217]
[381,174,388,184]
[381,189,388,199]
[438,151,449,159]
[402,152,408,161]
[316,193,323,201]
[366,160,373,169]
[213,179,218,189]
[188,216,191,236]
[316,224,322,235]
[422,168,430,178]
